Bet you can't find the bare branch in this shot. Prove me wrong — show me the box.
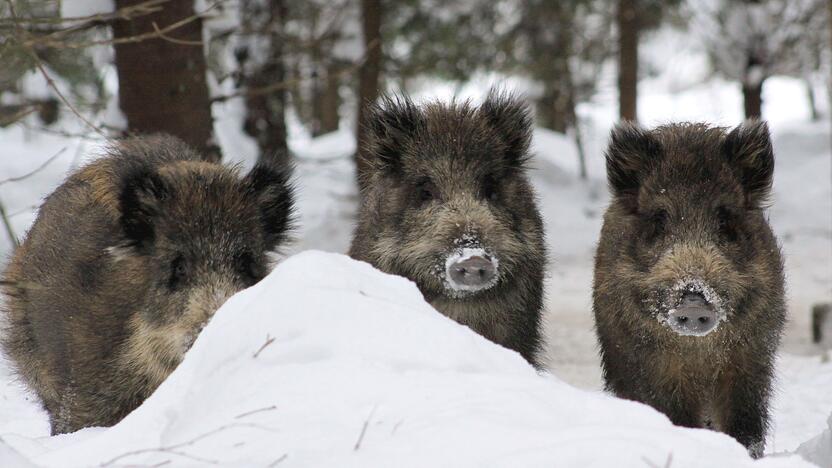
[6,0,107,136]
[252,334,276,358]
[151,20,203,46]
[11,0,226,50]
[0,147,66,186]
[353,405,377,451]
[0,0,168,46]
[234,405,278,419]
[211,38,380,104]
[100,422,279,466]
[268,454,288,467]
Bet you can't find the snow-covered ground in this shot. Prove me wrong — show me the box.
[0,252,820,467]
[1,28,831,467]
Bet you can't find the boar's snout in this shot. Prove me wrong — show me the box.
[448,255,496,288]
[667,292,719,336]
[443,248,499,294]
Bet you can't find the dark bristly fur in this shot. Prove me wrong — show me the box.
[349,91,546,367]
[1,134,295,434]
[593,120,785,457]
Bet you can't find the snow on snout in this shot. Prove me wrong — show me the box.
[657,278,729,337]
[443,247,499,294]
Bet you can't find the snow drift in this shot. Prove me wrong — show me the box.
[0,251,814,467]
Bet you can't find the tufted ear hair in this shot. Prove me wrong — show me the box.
[242,161,296,249]
[119,167,170,250]
[360,94,423,175]
[480,90,533,168]
[722,119,774,208]
[604,122,663,210]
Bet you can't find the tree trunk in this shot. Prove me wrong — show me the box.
[617,0,638,122]
[806,78,819,121]
[742,81,763,119]
[310,62,340,137]
[536,81,571,134]
[240,0,289,164]
[112,0,219,161]
[356,0,383,188]
[320,63,341,134]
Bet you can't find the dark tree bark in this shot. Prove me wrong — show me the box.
[112,0,219,161]
[239,0,289,164]
[742,81,763,119]
[356,0,382,187]
[309,62,340,137]
[617,0,638,122]
[319,63,341,135]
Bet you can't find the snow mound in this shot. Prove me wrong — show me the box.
[798,413,832,467]
[3,252,815,467]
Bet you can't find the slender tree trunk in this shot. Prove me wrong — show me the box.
[537,81,570,133]
[806,78,819,121]
[356,0,382,187]
[320,63,341,134]
[617,0,638,122]
[310,62,341,136]
[742,81,763,119]
[240,0,289,164]
[112,0,219,161]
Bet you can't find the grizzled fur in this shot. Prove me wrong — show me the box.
[593,121,785,457]
[349,92,546,366]
[1,135,294,434]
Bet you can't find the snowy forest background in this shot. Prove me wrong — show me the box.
[0,0,831,466]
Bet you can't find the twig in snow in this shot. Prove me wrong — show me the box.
[252,334,275,358]
[234,405,277,419]
[268,454,288,467]
[0,147,66,186]
[100,422,277,466]
[390,420,404,435]
[353,405,377,451]
[642,452,673,468]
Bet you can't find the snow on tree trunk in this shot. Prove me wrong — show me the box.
[112,0,219,161]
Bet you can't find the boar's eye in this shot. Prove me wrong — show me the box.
[168,255,187,290]
[416,179,438,204]
[642,209,668,243]
[482,175,499,202]
[716,206,738,242]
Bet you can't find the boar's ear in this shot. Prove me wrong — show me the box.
[722,120,774,208]
[361,95,422,174]
[480,91,533,168]
[243,162,296,248]
[119,167,170,250]
[605,122,662,207]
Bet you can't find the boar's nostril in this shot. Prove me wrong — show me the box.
[677,316,689,323]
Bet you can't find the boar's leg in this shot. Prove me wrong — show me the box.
[722,373,769,458]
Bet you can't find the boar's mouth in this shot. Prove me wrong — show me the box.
[441,247,500,297]
[655,279,728,337]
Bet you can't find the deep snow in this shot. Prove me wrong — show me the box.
[0,252,818,467]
